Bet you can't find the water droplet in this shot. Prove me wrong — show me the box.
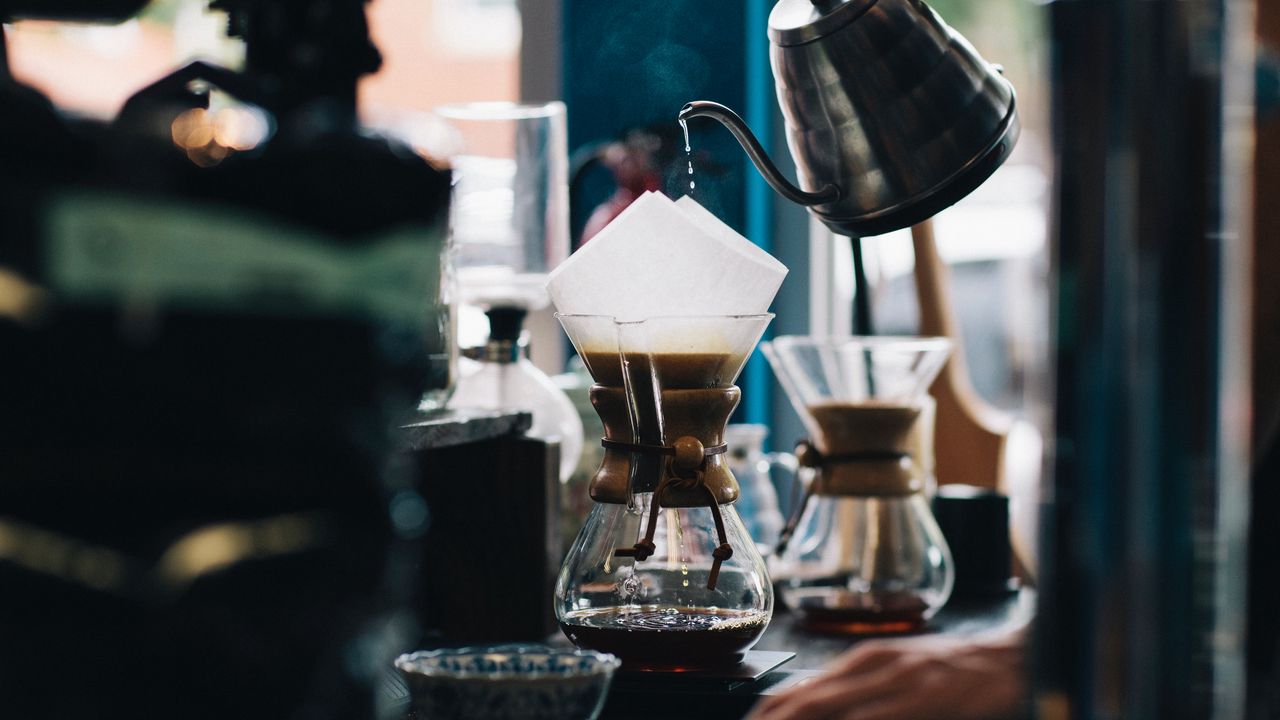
[680,121,697,194]
[681,563,689,576]
[682,579,690,587]
[622,575,640,595]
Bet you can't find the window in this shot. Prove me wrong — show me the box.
[4,0,523,119]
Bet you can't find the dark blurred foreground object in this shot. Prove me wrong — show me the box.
[0,2,450,718]
[401,411,562,646]
[0,0,147,21]
[931,485,1017,599]
[1036,1,1253,718]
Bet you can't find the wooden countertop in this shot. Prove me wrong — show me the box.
[388,591,1031,720]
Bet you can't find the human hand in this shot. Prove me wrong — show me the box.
[746,628,1026,720]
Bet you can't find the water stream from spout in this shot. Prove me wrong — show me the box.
[679,118,696,192]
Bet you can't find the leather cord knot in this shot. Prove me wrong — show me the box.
[624,538,656,561]
[794,439,907,468]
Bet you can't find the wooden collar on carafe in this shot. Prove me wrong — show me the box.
[587,386,741,504]
[587,385,741,591]
[775,403,927,556]
[797,403,926,497]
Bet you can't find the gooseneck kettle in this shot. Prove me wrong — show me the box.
[680,0,1019,237]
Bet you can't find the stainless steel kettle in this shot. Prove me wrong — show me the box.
[680,0,1018,237]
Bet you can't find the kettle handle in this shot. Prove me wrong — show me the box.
[679,101,840,207]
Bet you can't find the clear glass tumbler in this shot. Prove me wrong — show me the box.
[435,101,569,310]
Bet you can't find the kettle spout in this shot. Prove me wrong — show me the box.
[679,101,840,207]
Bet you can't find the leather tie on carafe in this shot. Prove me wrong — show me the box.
[607,436,735,591]
[775,404,923,556]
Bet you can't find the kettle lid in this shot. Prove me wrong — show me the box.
[769,0,877,47]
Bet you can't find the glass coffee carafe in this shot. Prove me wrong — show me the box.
[555,314,774,671]
[763,336,954,634]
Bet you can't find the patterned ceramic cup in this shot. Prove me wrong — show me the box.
[394,644,620,720]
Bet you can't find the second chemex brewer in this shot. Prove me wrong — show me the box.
[765,336,955,633]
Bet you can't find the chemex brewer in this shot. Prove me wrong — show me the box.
[546,192,787,671]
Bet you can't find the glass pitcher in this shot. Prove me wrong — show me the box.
[763,336,955,634]
[723,424,795,556]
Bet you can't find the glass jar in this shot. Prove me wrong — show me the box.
[450,308,583,482]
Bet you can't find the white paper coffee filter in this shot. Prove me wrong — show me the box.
[546,191,786,322]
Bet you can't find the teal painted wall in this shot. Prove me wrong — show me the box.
[562,0,784,427]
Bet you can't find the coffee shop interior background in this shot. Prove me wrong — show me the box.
[3,0,1052,436]
[3,0,1277,717]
